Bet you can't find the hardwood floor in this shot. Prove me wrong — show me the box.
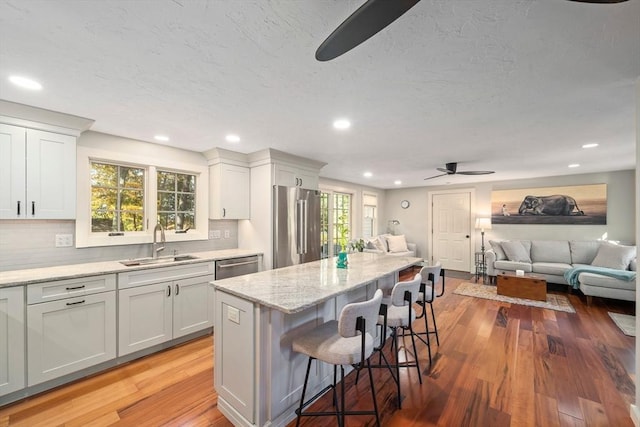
[0,273,635,426]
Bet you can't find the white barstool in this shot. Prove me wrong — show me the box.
[368,273,422,409]
[416,263,445,365]
[292,289,383,427]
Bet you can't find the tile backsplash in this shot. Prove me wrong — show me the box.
[0,219,238,271]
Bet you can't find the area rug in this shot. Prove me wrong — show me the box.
[608,312,636,337]
[453,282,576,313]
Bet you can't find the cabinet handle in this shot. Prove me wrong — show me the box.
[175,284,180,295]
[17,201,21,216]
[66,285,86,291]
[66,299,85,306]
[222,208,226,218]
[299,178,302,187]
[32,201,35,216]
[167,285,171,297]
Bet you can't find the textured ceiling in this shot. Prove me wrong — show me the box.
[0,0,638,189]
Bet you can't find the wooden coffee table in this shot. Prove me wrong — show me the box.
[496,271,547,301]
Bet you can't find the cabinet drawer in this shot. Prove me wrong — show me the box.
[27,274,116,304]
[119,262,214,289]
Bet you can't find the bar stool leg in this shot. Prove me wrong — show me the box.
[366,358,381,426]
[430,302,440,346]
[296,357,313,427]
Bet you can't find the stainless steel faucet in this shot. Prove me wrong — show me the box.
[152,223,166,259]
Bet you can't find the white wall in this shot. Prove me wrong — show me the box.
[385,170,636,261]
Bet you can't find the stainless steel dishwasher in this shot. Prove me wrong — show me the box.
[215,255,261,279]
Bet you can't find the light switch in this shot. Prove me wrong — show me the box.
[227,306,240,324]
[210,230,221,239]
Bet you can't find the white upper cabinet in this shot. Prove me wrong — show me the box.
[205,148,250,220]
[210,163,250,219]
[0,123,76,219]
[273,163,319,190]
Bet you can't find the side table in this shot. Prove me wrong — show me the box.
[474,251,487,284]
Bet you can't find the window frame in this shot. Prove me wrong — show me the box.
[76,145,208,248]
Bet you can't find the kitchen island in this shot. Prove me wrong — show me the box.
[212,252,421,427]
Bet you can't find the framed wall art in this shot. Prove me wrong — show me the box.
[491,184,607,225]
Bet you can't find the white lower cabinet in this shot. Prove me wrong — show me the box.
[27,290,116,386]
[118,266,214,357]
[0,286,25,397]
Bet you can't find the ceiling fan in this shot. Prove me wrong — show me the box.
[316,0,421,62]
[424,162,495,180]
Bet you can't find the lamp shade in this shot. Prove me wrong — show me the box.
[475,217,492,230]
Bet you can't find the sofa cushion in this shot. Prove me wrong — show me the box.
[532,262,573,276]
[578,272,637,292]
[494,260,533,273]
[387,235,409,253]
[531,240,571,264]
[501,240,532,263]
[570,241,601,265]
[489,240,506,260]
[367,237,386,252]
[591,242,636,270]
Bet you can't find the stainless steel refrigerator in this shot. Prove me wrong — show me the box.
[273,185,321,268]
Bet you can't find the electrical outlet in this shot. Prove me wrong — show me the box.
[224,230,230,239]
[211,230,221,239]
[55,234,73,247]
[227,306,240,324]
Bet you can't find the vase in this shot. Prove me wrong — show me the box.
[336,251,348,269]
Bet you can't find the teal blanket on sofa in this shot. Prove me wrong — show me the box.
[564,266,636,289]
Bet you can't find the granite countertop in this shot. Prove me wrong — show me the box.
[0,249,262,287]
[212,252,421,314]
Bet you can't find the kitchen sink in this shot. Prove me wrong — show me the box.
[119,254,199,267]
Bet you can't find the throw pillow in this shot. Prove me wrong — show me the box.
[370,236,386,252]
[590,242,636,270]
[501,240,532,263]
[489,240,506,260]
[387,235,409,253]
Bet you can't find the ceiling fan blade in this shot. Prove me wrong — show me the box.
[316,0,421,61]
[424,173,448,180]
[436,167,454,174]
[456,170,495,175]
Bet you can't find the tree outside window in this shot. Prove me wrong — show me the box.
[320,191,351,257]
[90,162,145,232]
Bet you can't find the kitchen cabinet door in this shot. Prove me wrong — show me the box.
[0,124,26,219]
[210,163,250,219]
[0,287,25,397]
[118,282,173,356]
[25,129,76,219]
[173,276,214,339]
[27,291,116,386]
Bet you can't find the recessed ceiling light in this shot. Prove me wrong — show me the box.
[568,164,580,168]
[363,171,372,178]
[582,143,599,148]
[154,135,170,142]
[333,119,351,130]
[9,75,42,90]
[225,134,240,143]
[394,180,402,185]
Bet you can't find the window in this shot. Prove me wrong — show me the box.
[90,162,145,232]
[77,139,209,248]
[320,191,351,257]
[362,193,378,240]
[157,170,196,231]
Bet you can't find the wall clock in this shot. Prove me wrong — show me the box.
[400,200,410,209]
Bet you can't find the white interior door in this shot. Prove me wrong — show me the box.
[431,191,472,272]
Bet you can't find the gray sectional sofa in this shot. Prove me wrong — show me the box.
[485,240,637,304]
